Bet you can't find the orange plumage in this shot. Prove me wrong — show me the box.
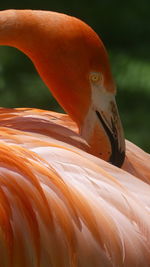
[0,9,149,267]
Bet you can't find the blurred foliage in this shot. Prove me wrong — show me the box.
[0,0,150,152]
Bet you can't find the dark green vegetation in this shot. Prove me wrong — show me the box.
[0,1,150,152]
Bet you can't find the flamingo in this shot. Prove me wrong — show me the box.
[0,9,149,266]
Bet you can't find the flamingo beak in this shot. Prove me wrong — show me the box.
[95,97,125,167]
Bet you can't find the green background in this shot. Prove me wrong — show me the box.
[0,1,150,153]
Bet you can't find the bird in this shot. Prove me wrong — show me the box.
[0,9,149,267]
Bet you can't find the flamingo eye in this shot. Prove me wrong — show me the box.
[90,72,103,84]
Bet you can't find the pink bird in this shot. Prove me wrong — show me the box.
[0,9,149,266]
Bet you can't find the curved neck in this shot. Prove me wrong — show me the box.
[0,10,125,167]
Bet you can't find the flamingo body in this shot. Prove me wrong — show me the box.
[0,9,149,267]
[0,115,150,266]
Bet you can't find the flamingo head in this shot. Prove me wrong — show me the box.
[0,9,125,166]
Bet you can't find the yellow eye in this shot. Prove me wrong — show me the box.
[90,72,103,84]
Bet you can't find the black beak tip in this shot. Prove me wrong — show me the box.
[109,150,125,168]
[96,110,125,168]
